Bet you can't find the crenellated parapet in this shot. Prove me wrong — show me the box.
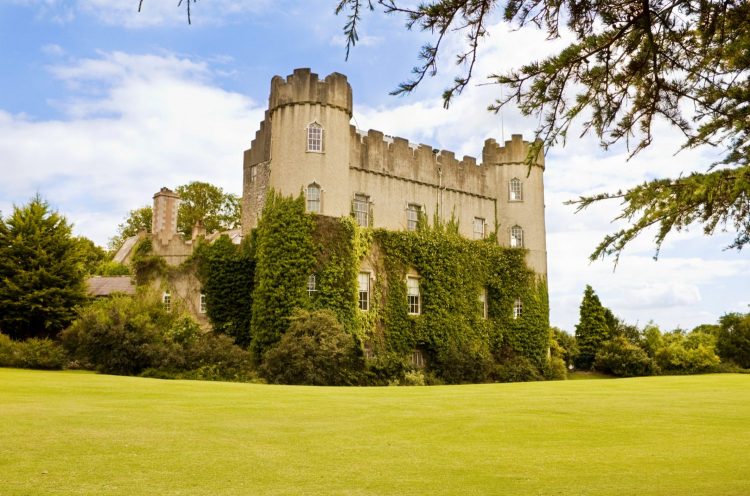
[482,135,544,169]
[268,68,353,117]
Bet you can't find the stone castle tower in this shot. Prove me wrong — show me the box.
[242,68,547,276]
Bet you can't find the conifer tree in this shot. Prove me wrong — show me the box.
[0,196,88,339]
[574,285,609,370]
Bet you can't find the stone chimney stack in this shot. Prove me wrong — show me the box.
[152,187,180,244]
[191,219,206,242]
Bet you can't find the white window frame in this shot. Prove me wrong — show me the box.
[509,178,523,201]
[473,217,485,239]
[353,193,369,227]
[510,225,524,248]
[406,203,421,231]
[479,288,488,319]
[306,183,321,213]
[199,292,206,314]
[406,276,421,315]
[411,349,425,369]
[307,122,324,152]
[358,272,370,311]
[307,274,317,296]
[162,291,171,312]
[250,165,257,183]
[513,298,523,319]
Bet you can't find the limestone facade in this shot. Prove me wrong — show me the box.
[242,68,548,276]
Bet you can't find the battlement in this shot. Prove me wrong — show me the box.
[268,68,353,117]
[482,135,545,169]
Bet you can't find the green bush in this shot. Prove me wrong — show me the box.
[181,333,255,381]
[363,351,409,386]
[0,334,67,370]
[542,356,568,380]
[61,293,179,375]
[433,338,494,384]
[493,355,544,383]
[594,336,655,377]
[655,341,720,374]
[260,309,363,385]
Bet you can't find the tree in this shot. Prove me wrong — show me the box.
[574,285,610,369]
[109,182,241,249]
[175,181,241,238]
[335,0,750,260]
[0,196,89,339]
[716,312,750,368]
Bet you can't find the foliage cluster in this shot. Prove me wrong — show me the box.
[60,292,253,381]
[0,196,89,340]
[575,285,612,369]
[0,333,68,370]
[716,313,750,369]
[194,235,254,346]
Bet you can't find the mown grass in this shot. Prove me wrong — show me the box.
[1,368,749,495]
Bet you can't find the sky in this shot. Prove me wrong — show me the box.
[1,0,748,332]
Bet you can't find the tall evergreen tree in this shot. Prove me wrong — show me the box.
[0,196,88,339]
[574,285,609,369]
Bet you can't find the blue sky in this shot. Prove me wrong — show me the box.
[1,0,748,332]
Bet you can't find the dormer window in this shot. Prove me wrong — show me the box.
[307,122,323,152]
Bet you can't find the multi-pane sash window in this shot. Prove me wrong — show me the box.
[406,276,421,315]
[353,194,369,227]
[407,204,421,231]
[307,184,321,213]
[509,178,523,201]
[513,298,523,319]
[199,292,206,314]
[307,274,317,296]
[411,349,425,369]
[307,122,323,152]
[250,165,257,183]
[358,272,370,311]
[510,225,524,248]
[473,217,485,239]
[162,292,171,311]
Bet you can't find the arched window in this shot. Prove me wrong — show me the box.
[509,178,523,201]
[307,122,323,152]
[306,183,321,213]
[510,225,524,248]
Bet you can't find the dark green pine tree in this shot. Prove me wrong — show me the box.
[0,196,88,339]
[574,285,610,370]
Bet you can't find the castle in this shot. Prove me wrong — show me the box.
[112,69,550,369]
[243,68,547,276]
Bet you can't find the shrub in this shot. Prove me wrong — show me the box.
[654,341,720,374]
[0,333,17,367]
[493,355,544,383]
[260,309,363,385]
[363,351,409,386]
[433,338,493,384]
[181,333,255,381]
[594,336,655,377]
[543,356,568,380]
[0,334,67,370]
[61,293,178,375]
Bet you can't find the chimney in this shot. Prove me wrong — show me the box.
[152,187,180,243]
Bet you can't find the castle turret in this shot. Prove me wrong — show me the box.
[242,69,354,231]
[483,135,547,276]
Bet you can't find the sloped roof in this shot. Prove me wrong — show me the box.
[113,235,140,264]
[86,276,136,296]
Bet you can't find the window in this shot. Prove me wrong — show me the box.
[306,183,321,213]
[513,298,523,319]
[510,225,524,248]
[358,272,370,311]
[250,165,257,183]
[479,288,488,319]
[509,178,523,201]
[162,291,171,312]
[307,274,317,296]
[406,276,421,315]
[307,122,323,152]
[473,217,485,239]
[200,292,207,314]
[411,349,425,369]
[406,203,421,231]
[353,194,369,227]
[363,343,375,360]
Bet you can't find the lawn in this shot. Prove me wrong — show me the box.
[1,369,749,495]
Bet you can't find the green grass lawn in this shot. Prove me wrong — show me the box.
[1,369,749,495]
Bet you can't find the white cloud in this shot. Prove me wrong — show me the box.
[0,51,263,246]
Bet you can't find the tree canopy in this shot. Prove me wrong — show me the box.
[335,0,750,260]
[0,196,89,339]
[110,182,241,249]
[574,285,610,369]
